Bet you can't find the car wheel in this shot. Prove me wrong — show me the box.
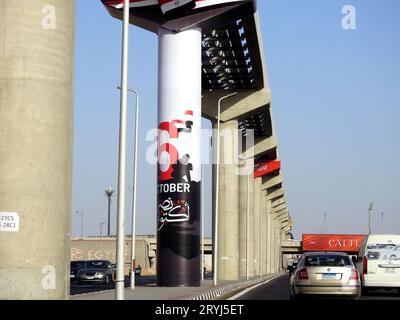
[104,275,110,285]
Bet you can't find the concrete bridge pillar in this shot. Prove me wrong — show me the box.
[261,195,270,275]
[253,177,262,276]
[214,120,239,281]
[0,0,75,299]
[274,218,282,272]
[238,158,254,280]
[261,193,267,275]
[270,217,276,273]
[266,209,273,274]
[271,216,281,274]
[265,199,274,274]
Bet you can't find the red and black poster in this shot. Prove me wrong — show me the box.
[156,28,202,287]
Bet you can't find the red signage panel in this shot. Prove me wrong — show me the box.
[302,234,367,253]
[254,160,280,178]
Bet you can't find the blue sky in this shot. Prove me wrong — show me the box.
[72,0,400,239]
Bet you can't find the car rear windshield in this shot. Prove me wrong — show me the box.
[305,255,351,267]
[86,261,107,268]
[71,261,85,268]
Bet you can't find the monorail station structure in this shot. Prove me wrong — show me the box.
[102,0,292,286]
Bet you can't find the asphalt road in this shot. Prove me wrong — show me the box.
[236,274,400,300]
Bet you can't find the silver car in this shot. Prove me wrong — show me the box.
[76,260,116,285]
[290,252,361,299]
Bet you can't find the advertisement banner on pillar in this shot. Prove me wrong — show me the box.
[156,29,202,287]
[157,111,202,287]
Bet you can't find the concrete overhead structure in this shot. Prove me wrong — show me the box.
[101,0,293,283]
[0,0,75,299]
[201,8,293,280]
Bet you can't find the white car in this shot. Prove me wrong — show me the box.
[356,234,400,294]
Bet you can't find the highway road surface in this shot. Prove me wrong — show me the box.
[235,274,400,300]
[71,274,400,300]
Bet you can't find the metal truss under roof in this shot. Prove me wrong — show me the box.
[202,19,257,91]
[238,108,272,138]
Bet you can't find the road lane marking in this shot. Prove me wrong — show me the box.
[227,274,283,300]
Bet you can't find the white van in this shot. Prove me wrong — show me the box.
[357,234,400,294]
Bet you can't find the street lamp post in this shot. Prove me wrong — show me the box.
[99,221,107,256]
[368,203,374,234]
[105,188,115,237]
[76,210,84,239]
[117,86,140,290]
[213,92,238,286]
[115,0,130,301]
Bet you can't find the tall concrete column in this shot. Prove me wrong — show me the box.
[266,199,273,274]
[281,230,287,270]
[238,158,253,280]
[214,120,239,281]
[266,210,273,274]
[253,177,262,276]
[248,175,255,278]
[274,218,282,272]
[261,198,267,275]
[261,194,268,275]
[0,0,75,299]
[270,217,276,273]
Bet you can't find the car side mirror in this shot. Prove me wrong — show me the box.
[352,256,358,264]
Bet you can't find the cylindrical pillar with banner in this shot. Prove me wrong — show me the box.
[156,28,202,287]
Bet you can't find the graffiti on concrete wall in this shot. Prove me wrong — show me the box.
[71,247,119,261]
